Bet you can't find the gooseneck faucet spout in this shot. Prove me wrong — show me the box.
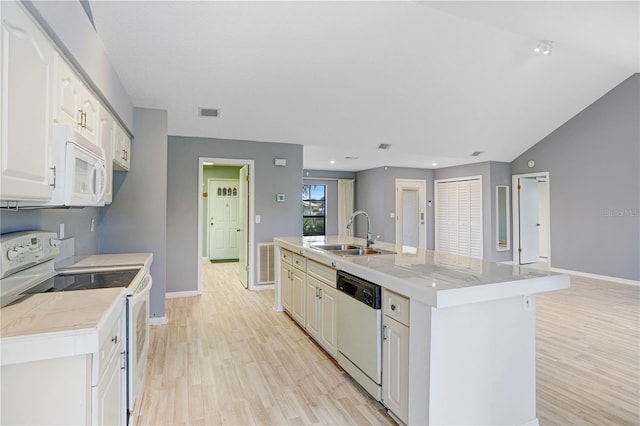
[346,210,375,248]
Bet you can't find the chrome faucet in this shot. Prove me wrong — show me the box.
[346,210,375,247]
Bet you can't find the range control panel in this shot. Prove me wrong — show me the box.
[0,231,60,279]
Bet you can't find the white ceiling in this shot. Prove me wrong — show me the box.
[90,1,638,172]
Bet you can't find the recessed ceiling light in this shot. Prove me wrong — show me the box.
[378,143,392,150]
[330,160,335,165]
[431,162,437,166]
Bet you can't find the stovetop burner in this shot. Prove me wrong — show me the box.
[23,269,141,293]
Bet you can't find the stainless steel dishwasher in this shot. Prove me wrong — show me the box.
[336,271,382,401]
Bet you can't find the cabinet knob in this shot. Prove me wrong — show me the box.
[391,304,397,311]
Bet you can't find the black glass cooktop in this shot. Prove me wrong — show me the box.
[24,269,140,293]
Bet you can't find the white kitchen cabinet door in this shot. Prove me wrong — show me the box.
[291,268,306,326]
[280,263,292,312]
[318,282,337,358]
[98,108,115,204]
[305,278,320,340]
[0,0,55,202]
[382,316,409,424]
[92,349,124,426]
[54,55,100,146]
[113,124,131,171]
[54,54,82,129]
[80,86,99,145]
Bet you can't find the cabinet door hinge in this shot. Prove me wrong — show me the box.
[518,247,522,253]
[246,175,249,182]
[517,185,521,190]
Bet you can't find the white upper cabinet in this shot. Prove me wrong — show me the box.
[112,123,131,171]
[0,0,55,202]
[54,56,99,146]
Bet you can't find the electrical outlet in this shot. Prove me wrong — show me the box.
[523,295,531,311]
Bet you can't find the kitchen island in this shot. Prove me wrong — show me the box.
[274,236,569,426]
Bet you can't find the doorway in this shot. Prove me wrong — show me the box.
[512,172,551,265]
[197,158,254,292]
[395,179,427,249]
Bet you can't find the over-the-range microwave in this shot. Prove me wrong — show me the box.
[24,125,107,208]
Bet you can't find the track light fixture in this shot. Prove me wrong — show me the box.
[534,40,553,56]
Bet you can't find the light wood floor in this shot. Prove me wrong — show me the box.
[136,262,639,425]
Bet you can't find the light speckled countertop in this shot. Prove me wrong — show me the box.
[1,252,152,366]
[274,236,569,307]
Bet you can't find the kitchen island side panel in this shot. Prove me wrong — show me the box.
[428,295,537,425]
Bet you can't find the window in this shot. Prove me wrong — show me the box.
[303,184,326,236]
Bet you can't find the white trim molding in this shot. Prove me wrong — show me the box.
[165,290,202,299]
[549,267,640,287]
[149,316,169,325]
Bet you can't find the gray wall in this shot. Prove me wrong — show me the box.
[99,108,168,318]
[201,165,242,257]
[24,0,134,131]
[512,73,639,281]
[355,167,435,249]
[433,161,511,262]
[0,207,99,255]
[167,136,303,293]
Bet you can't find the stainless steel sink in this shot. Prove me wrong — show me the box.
[311,244,361,251]
[311,244,396,256]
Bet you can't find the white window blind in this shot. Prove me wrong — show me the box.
[435,178,482,259]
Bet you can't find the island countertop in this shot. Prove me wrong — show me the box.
[274,236,570,308]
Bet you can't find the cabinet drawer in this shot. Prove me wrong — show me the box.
[280,249,293,264]
[307,260,337,287]
[92,305,124,386]
[292,253,306,271]
[383,289,410,326]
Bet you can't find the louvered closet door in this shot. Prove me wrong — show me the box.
[436,179,482,259]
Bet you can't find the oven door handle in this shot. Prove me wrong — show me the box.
[129,275,152,303]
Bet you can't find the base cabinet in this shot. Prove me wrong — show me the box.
[0,298,126,425]
[305,275,337,358]
[382,289,410,424]
[280,249,305,326]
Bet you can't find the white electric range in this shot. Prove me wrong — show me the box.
[0,231,152,424]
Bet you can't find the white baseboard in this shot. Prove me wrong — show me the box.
[251,283,274,291]
[165,290,202,299]
[549,267,640,287]
[149,316,168,325]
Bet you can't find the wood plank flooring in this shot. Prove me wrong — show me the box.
[136,262,639,425]
[135,262,393,425]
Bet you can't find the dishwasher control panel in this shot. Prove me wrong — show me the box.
[337,271,381,309]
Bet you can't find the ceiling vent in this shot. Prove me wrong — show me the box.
[378,143,392,150]
[199,107,220,117]
[345,156,360,160]
[471,151,484,157]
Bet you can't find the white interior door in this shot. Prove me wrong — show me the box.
[208,179,239,260]
[538,180,550,259]
[395,179,426,249]
[238,166,249,288]
[518,177,540,264]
